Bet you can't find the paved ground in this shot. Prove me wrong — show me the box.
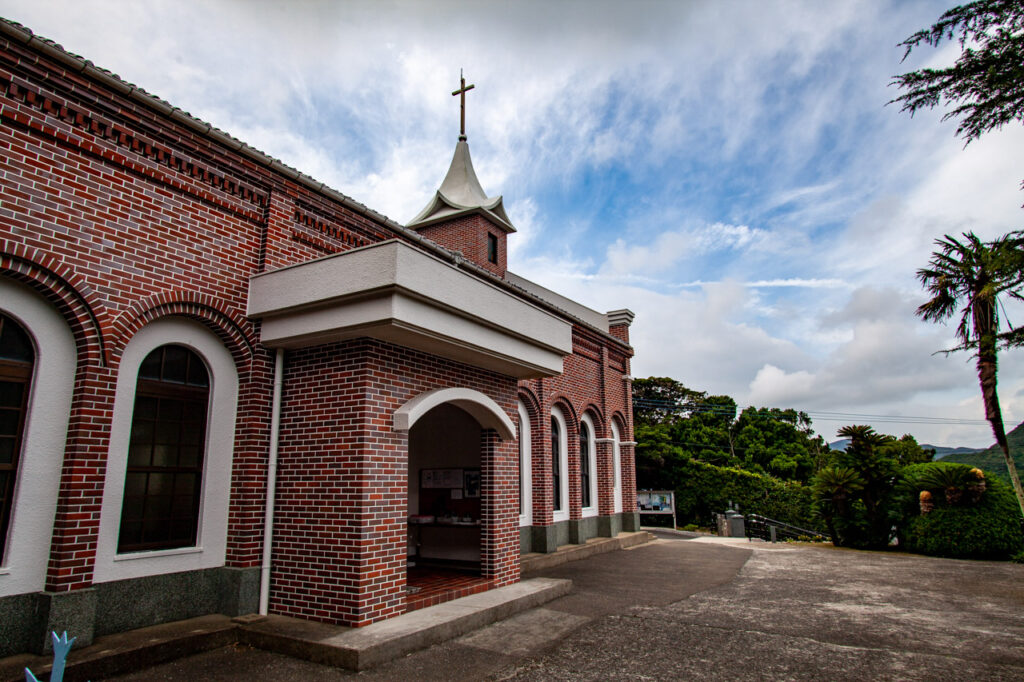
[108,533,1024,680]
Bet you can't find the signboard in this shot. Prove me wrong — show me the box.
[421,468,464,489]
[637,490,676,529]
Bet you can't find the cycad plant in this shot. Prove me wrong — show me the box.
[812,465,865,546]
[916,231,1024,517]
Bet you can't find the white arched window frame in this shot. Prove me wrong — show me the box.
[580,413,598,518]
[0,279,76,598]
[551,406,569,523]
[612,420,623,514]
[517,400,532,527]
[94,317,238,583]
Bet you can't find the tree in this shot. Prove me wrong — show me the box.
[632,377,705,426]
[834,425,900,548]
[891,1,1024,146]
[916,231,1024,516]
[879,434,936,467]
[732,407,820,482]
[812,466,865,546]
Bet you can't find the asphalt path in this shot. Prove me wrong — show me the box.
[108,534,1024,681]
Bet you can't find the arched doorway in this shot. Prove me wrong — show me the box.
[395,387,516,610]
[407,404,482,570]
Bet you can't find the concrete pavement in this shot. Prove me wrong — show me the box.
[104,535,1024,680]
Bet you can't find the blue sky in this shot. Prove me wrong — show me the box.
[3,0,1022,447]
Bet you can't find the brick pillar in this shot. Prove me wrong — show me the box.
[46,362,116,592]
[481,429,519,586]
[531,405,553,526]
[619,442,640,531]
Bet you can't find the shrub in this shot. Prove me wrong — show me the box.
[900,463,1024,560]
[670,458,818,530]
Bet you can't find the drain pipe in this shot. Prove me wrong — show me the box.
[259,348,284,615]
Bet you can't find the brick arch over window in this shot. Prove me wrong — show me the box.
[549,397,581,466]
[1,242,107,367]
[580,404,606,436]
[110,291,255,369]
[548,395,580,435]
[610,411,628,435]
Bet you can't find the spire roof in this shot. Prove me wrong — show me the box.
[407,140,515,233]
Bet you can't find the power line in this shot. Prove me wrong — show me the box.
[632,398,998,427]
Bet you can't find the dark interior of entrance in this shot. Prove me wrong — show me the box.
[407,403,482,575]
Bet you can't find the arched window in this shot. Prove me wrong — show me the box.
[118,344,209,553]
[579,420,591,509]
[551,406,569,521]
[517,401,532,526]
[612,420,623,513]
[551,416,561,512]
[0,313,34,562]
[579,413,598,516]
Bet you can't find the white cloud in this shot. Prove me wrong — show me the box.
[5,0,1022,447]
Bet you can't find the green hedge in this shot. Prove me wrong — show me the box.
[901,463,1024,560]
[668,458,817,530]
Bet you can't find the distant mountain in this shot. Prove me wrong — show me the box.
[942,422,1024,480]
[827,439,985,460]
[926,445,985,459]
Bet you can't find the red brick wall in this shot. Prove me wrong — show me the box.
[519,325,636,523]
[271,339,519,627]
[0,31,634,628]
[0,37,409,588]
[414,213,507,277]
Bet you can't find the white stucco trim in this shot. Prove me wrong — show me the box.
[580,413,598,518]
[248,240,573,379]
[551,406,569,523]
[0,279,76,597]
[612,421,623,514]
[93,317,238,583]
[517,401,532,527]
[393,387,515,440]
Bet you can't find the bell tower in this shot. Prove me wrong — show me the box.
[407,73,514,278]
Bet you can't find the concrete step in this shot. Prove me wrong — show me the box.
[2,577,571,678]
[520,530,656,574]
[2,614,236,682]
[239,577,571,670]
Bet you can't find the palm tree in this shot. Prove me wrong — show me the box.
[916,231,1024,516]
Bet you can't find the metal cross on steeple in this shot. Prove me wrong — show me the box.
[452,70,475,141]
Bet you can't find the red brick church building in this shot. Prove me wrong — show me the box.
[0,19,638,655]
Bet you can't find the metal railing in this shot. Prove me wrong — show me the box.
[745,514,830,543]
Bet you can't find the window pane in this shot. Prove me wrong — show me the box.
[130,419,153,445]
[0,437,14,464]
[151,444,176,468]
[144,494,172,523]
[162,346,188,384]
[121,493,144,522]
[127,443,152,467]
[134,396,157,419]
[186,355,209,387]
[119,521,142,547]
[148,472,174,496]
[124,472,147,497]
[155,420,179,445]
[172,493,196,519]
[0,411,17,436]
[158,399,182,421]
[0,314,34,362]
[0,382,24,408]
[139,349,162,380]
